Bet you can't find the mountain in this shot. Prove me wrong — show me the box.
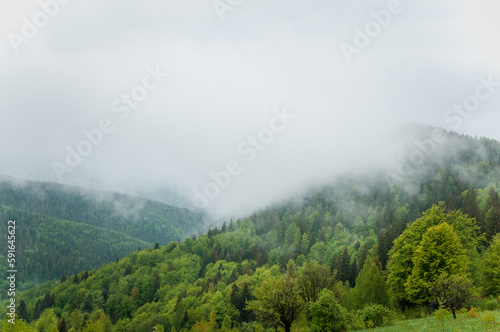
[0,176,207,244]
[0,177,207,294]
[0,206,150,294]
[2,127,500,331]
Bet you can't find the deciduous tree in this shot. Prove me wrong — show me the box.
[247,273,304,332]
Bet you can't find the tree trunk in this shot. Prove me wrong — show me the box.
[451,308,457,319]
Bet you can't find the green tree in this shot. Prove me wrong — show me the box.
[33,299,43,320]
[482,233,500,296]
[485,190,500,241]
[220,315,232,332]
[430,274,475,319]
[83,295,93,313]
[358,243,369,271]
[463,188,479,220]
[353,256,391,309]
[387,205,480,303]
[71,310,83,332]
[309,289,348,332]
[247,273,304,332]
[405,223,469,303]
[17,300,28,322]
[338,247,350,284]
[35,309,58,332]
[296,261,336,318]
[0,318,37,331]
[57,317,68,332]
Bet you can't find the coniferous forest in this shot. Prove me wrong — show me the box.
[1,128,500,331]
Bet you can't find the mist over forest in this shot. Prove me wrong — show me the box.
[2,1,500,331]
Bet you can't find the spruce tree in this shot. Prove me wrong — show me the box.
[18,300,28,322]
[33,299,42,320]
[485,190,500,241]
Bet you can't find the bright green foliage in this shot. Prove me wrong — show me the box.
[483,234,500,296]
[352,256,391,309]
[387,206,480,302]
[309,289,348,332]
[0,318,36,332]
[82,320,105,332]
[296,261,335,317]
[153,324,164,332]
[247,274,304,332]
[405,223,469,303]
[220,315,232,332]
[357,303,396,328]
[71,310,83,332]
[35,309,58,332]
[434,307,450,332]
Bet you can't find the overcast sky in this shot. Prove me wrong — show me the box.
[1,0,499,217]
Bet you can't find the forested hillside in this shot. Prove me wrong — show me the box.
[2,128,500,331]
[0,177,206,244]
[0,177,207,295]
[0,206,150,296]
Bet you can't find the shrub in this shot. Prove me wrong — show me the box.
[309,289,349,332]
[476,296,500,311]
[358,303,396,327]
[346,311,366,331]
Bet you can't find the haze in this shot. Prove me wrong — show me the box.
[1,0,499,217]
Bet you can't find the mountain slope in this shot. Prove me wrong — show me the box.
[0,176,206,244]
[3,127,500,331]
[0,205,151,296]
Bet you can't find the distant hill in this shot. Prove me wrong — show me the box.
[0,177,207,294]
[0,206,151,294]
[0,176,207,244]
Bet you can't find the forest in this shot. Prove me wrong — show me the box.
[1,128,500,331]
[0,178,206,293]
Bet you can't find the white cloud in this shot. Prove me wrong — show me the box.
[0,0,499,216]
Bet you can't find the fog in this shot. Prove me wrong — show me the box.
[1,0,500,217]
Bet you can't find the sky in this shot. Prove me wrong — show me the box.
[0,0,499,217]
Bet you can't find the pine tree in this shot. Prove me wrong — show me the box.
[377,231,390,270]
[230,283,240,310]
[359,243,369,271]
[18,299,28,322]
[349,258,358,287]
[33,299,42,320]
[83,294,93,313]
[57,317,68,332]
[42,293,52,310]
[463,188,479,220]
[149,274,161,302]
[339,247,350,284]
[485,190,500,241]
[239,282,254,322]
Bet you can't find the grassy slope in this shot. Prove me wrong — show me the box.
[357,310,500,332]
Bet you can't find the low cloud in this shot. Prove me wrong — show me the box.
[0,0,499,217]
